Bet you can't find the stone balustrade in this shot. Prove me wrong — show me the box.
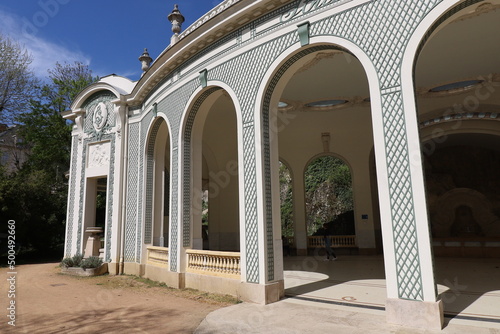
[433,237,500,258]
[186,249,240,279]
[308,235,356,248]
[146,246,169,267]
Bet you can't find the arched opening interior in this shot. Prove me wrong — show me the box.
[414,1,500,321]
[82,176,108,258]
[273,47,379,255]
[151,120,171,247]
[269,46,385,306]
[192,90,240,251]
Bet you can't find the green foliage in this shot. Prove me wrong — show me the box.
[279,162,294,237]
[60,257,74,268]
[0,167,66,253]
[304,156,353,235]
[60,253,83,268]
[0,33,38,123]
[80,256,103,269]
[0,61,98,257]
[278,156,354,238]
[60,254,102,269]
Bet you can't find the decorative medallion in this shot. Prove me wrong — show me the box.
[93,102,109,131]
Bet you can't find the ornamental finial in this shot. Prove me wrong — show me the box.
[138,48,153,74]
[168,4,185,44]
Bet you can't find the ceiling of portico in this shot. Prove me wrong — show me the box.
[415,3,500,90]
[278,3,500,117]
[279,52,369,106]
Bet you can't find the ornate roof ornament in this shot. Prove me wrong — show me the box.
[168,4,185,45]
[138,48,153,75]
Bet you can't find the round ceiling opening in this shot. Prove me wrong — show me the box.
[305,99,348,108]
[429,79,483,93]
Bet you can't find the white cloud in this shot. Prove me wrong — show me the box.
[0,9,91,79]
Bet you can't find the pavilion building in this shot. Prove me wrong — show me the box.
[63,0,500,330]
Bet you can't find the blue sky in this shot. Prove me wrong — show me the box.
[0,1,224,81]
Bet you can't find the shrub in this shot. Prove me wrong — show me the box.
[60,253,84,268]
[71,253,84,267]
[80,256,103,269]
[60,257,74,268]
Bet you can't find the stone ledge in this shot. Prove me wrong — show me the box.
[60,263,108,277]
[386,298,443,330]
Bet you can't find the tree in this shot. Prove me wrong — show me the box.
[18,61,98,172]
[0,34,38,123]
[0,62,98,258]
[46,61,96,112]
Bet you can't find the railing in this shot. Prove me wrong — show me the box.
[308,235,356,248]
[433,237,500,258]
[186,249,240,279]
[147,246,169,267]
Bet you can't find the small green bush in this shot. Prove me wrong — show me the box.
[80,256,103,269]
[60,253,84,268]
[60,257,74,268]
[72,253,84,267]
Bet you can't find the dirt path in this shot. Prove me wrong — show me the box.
[0,262,234,333]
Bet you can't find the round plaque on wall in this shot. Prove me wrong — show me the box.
[93,102,108,131]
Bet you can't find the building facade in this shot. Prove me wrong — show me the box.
[63,0,500,330]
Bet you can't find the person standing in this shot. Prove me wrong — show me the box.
[323,223,337,261]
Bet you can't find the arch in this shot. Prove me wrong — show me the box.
[255,36,384,284]
[302,152,354,177]
[179,83,243,252]
[401,0,482,133]
[143,115,173,250]
[419,117,500,144]
[71,83,122,111]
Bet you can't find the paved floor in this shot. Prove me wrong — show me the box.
[196,255,500,333]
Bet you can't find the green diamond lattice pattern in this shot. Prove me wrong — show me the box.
[311,0,441,89]
[104,136,116,262]
[125,123,140,262]
[382,90,422,300]
[65,136,79,257]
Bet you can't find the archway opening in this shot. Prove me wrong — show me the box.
[271,47,379,256]
[267,45,385,306]
[144,118,171,247]
[191,90,240,252]
[414,1,500,321]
